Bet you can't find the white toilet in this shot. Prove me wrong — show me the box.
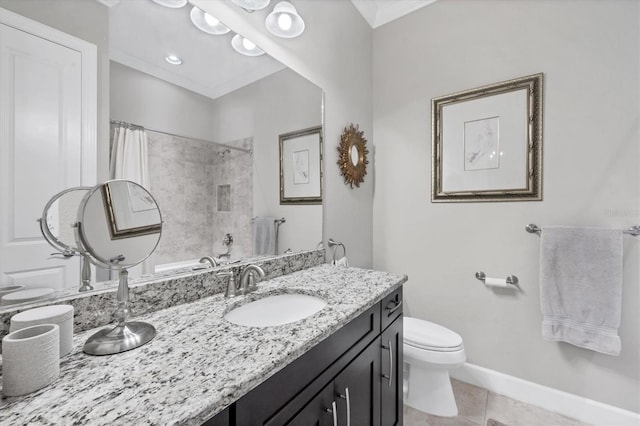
[403,316,466,417]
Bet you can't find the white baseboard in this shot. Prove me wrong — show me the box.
[451,363,640,426]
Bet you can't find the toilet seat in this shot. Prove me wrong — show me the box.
[404,317,463,352]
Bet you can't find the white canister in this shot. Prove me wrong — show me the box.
[2,324,60,397]
[0,288,55,306]
[10,305,74,357]
[0,285,24,299]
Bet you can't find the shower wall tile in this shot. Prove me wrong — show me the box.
[146,132,252,266]
[148,131,216,266]
[211,137,253,260]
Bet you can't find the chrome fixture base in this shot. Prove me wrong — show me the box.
[83,321,156,355]
[83,269,156,355]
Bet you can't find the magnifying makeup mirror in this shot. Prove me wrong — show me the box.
[76,180,163,355]
[38,187,94,292]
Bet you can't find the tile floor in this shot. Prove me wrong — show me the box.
[403,379,590,426]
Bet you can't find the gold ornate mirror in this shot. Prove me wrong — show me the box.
[337,123,368,188]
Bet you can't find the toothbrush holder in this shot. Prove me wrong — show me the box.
[2,324,60,397]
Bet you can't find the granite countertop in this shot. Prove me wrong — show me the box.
[0,264,406,425]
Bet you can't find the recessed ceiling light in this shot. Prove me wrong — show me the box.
[231,34,264,57]
[151,0,187,8]
[190,7,230,35]
[165,55,183,65]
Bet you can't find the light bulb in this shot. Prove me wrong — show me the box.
[242,38,256,50]
[204,13,220,27]
[277,13,292,31]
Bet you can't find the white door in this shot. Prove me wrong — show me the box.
[0,10,96,291]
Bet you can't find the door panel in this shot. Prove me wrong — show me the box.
[334,337,381,426]
[286,385,335,426]
[381,316,403,426]
[0,21,85,289]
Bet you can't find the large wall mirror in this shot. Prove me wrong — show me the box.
[0,0,323,308]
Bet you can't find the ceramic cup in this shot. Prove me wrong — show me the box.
[2,324,60,397]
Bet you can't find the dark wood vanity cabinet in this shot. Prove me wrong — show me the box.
[204,286,403,426]
[380,314,403,426]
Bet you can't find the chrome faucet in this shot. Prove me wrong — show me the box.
[239,264,265,295]
[217,252,231,261]
[199,256,219,268]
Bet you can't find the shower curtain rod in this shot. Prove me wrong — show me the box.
[110,120,252,155]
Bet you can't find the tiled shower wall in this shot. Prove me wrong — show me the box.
[210,137,253,260]
[147,131,252,266]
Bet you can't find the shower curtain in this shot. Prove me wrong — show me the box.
[108,123,153,277]
[110,124,150,188]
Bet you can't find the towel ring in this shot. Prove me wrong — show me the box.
[327,238,346,263]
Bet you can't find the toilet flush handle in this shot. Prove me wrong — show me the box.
[381,340,393,387]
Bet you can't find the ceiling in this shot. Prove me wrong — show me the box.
[103,0,437,101]
[350,0,438,28]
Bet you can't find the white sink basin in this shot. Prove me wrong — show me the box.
[224,293,327,327]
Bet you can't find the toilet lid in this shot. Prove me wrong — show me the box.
[404,317,463,351]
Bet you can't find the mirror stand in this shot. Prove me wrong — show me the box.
[83,269,156,355]
[79,255,94,292]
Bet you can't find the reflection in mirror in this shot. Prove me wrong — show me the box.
[0,0,323,308]
[39,187,91,256]
[109,1,323,273]
[350,144,360,167]
[77,180,162,270]
[38,187,95,293]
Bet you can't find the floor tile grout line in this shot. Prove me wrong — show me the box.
[482,390,491,426]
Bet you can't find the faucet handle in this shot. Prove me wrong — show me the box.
[217,271,236,298]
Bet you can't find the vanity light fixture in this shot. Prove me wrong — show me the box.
[150,0,187,8]
[165,54,183,65]
[231,34,265,56]
[265,1,305,38]
[231,0,271,12]
[190,7,231,35]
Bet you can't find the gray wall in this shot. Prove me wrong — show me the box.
[372,0,639,412]
[110,61,215,142]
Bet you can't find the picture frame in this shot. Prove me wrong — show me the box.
[102,180,162,240]
[431,73,543,202]
[279,126,323,205]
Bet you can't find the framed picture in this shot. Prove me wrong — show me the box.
[102,180,162,239]
[279,126,323,205]
[432,73,543,202]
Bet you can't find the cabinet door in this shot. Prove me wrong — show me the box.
[286,384,336,426]
[380,316,403,426]
[334,337,381,426]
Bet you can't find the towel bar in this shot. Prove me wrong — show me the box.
[475,272,519,285]
[526,223,640,236]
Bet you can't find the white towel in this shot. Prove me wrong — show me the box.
[252,217,277,256]
[539,226,623,356]
[333,256,349,268]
